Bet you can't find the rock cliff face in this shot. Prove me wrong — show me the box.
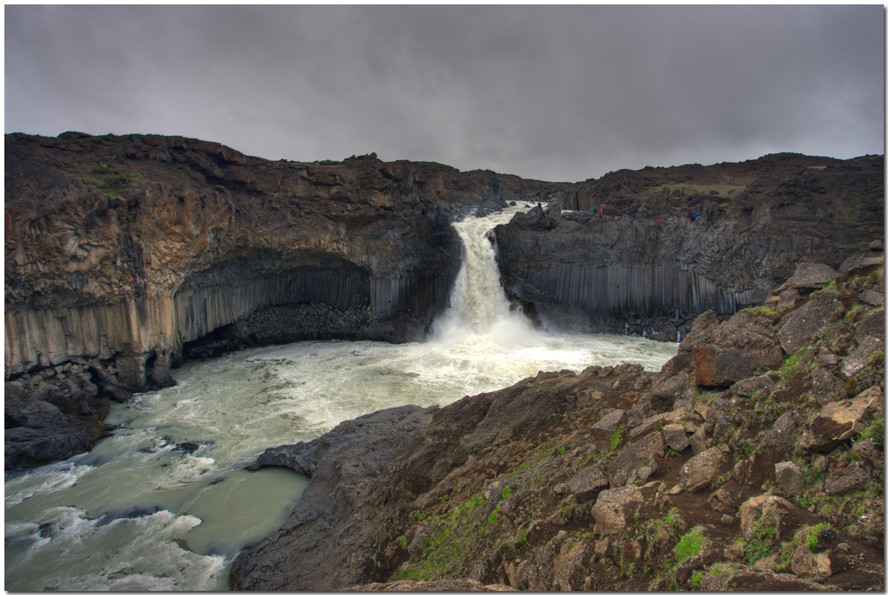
[496,154,883,339]
[4,135,882,472]
[4,132,561,470]
[235,252,884,591]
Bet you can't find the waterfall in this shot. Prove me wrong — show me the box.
[433,207,536,342]
[4,201,682,591]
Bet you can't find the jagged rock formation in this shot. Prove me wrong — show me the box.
[496,154,883,338]
[4,132,561,470]
[235,252,884,591]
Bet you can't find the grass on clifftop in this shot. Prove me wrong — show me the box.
[83,163,145,199]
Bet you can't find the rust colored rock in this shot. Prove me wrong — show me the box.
[693,346,756,387]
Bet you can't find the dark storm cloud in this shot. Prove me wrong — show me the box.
[5,5,884,182]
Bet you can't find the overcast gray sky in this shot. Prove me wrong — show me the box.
[5,4,885,182]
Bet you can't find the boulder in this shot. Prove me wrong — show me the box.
[856,309,885,343]
[756,410,802,452]
[663,423,690,452]
[5,424,98,469]
[629,406,695,440]
[824,461,869,495]
[838,252,884,275]
[700,570,820,591]
[810,367,845,405]
[730,373,777,398]
[859,289,884,307]
[588,409,625,450]
[646,372,691,406]
[569,465,609,503]
[708,486,739,514]
[6,400,67,429]
[739,492,795,540]
[680,311,720,352]
[689,427,708,455]
[345,579,516,591]
[790,540,851,580]
[798,386,883,451]
[251,404,436,477]
[607,432,665,487]
[693,346,758,387]
[778,293,838,355]
[550,539,589,590]
[841,335,883,378]
[818,352,841,367]
[788,262,837,290]
[679,445,731,492]
[790,547,834,579]
[690,311,783,387]
[774,461,806,497]
[590,486,644,535]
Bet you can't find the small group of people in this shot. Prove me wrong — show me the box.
[589,204,700,223]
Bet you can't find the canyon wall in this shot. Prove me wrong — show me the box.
[4,134,883,470]
[5,132,564,469]
[495,154,884,338]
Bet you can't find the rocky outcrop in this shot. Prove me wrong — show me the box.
[232,405,437,591]
[234,253,884,591]
[495,154,883,339]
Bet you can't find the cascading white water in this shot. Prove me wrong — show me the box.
[4,203,678,591]
[433,205,537,346]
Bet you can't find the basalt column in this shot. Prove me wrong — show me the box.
[494,205,768,336]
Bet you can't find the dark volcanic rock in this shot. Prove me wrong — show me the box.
[231,257,884,591]
[234,405,438,591]
[4,132,884,486]
[788,262,838,290]
[250,404,437,477]
[684,310,784,387]
[4,132,562,470]
[232,366,657,590]
[495,155,883,337]
[778,291,839,355]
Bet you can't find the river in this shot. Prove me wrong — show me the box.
[4,203,678,590]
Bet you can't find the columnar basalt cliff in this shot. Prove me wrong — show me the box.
[496,154,883,338]
[4,132,562,470]
[4,134,883,472]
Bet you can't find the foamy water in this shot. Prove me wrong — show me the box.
[4,203,678,590]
